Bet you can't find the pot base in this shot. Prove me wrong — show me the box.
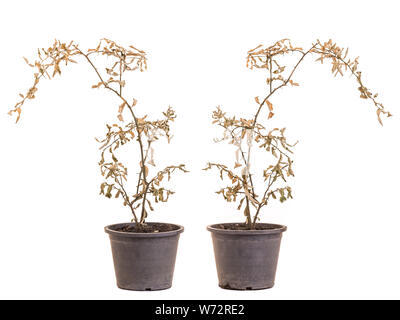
[219,284,274,291]
[117,284,172,291]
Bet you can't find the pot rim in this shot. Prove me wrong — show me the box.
[207,222,287,235]
[105,222,184,238]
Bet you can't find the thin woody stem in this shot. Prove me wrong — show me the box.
[222,125,256,198]
[253,44,317,125]
[252,173,275,226]
[247,45,316,228]
[77,48,148,224]
[312,47,387,114]
[119,57,123,96]
[138,141,153,223]
[252,164,288,227]
[240,146,256,197]
[269,57,273,93]
[115,175,139,224]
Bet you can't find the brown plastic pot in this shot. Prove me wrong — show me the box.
[105,222,184,291]
[207,223,286,290]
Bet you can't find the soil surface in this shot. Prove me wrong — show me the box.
[116,223,180,233]
[213,223,281,231]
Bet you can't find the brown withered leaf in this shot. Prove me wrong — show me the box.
[376,109,383,126]
[118,102,126,113]
[266,100,273,111]
[268,112,274,119]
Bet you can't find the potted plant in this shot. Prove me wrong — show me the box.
[9,39,188,291]
[204,39,391,290]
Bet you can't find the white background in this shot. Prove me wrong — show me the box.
[0,0,399,300]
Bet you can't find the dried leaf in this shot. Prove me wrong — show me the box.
[268,112,274,119]
[266,100,273,111]
[377,109,383,126]
[118,102,126,113]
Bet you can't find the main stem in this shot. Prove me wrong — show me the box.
[79,49,148,225]
[247,45,316,228]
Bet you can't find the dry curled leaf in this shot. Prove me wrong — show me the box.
[266,100,273,111]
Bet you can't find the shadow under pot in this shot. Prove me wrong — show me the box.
[105,222,184,291]
[207,223,287,290]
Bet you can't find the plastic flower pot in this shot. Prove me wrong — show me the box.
[105,222,184,291]
[207,223,286,290]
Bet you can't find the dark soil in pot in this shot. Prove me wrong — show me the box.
[105,222,184,291]
[117,223,180,233]
[207,223,286,290]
